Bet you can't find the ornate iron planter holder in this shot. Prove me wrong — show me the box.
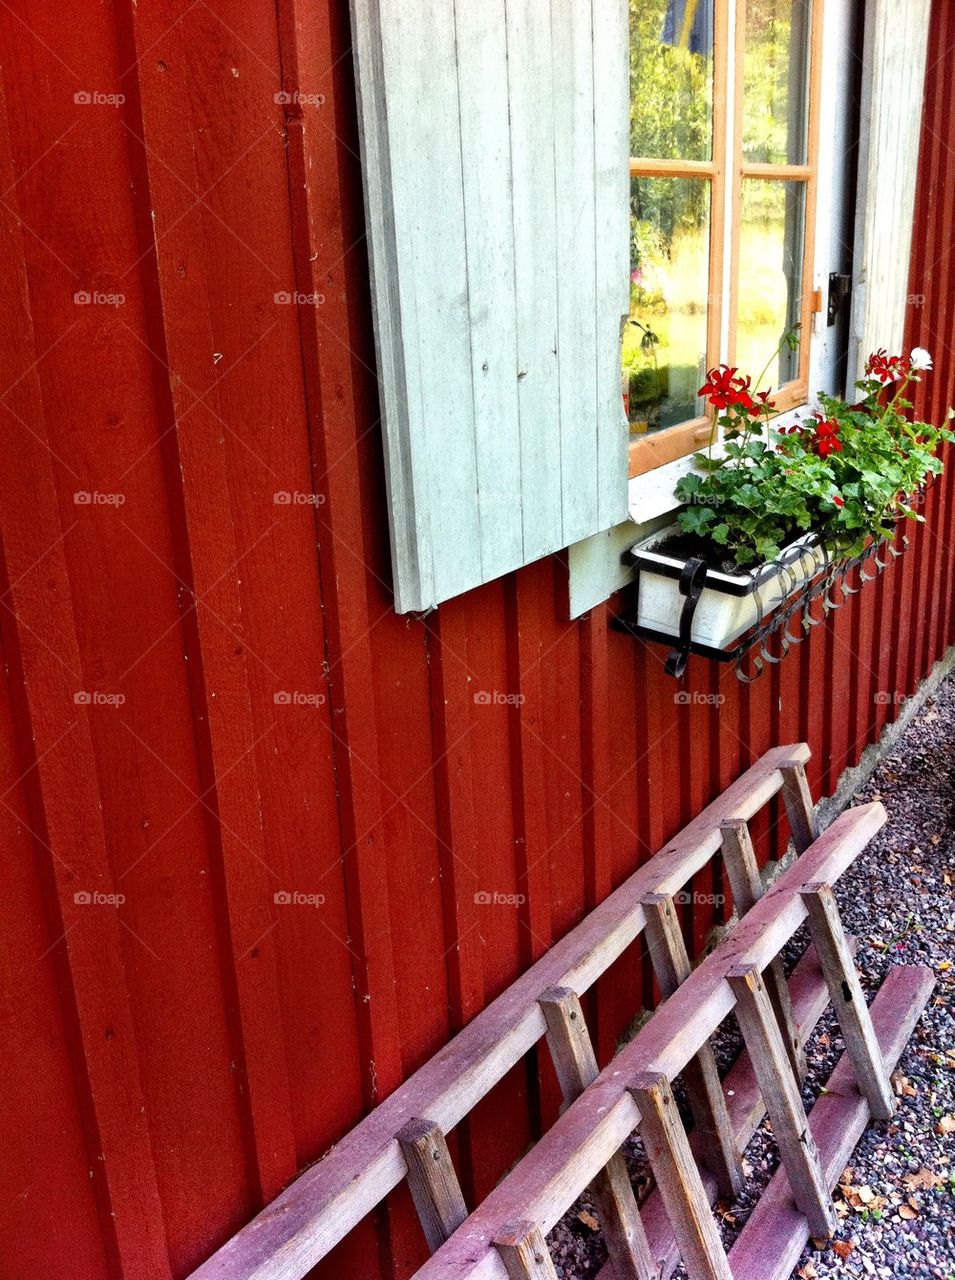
[613,533,907,682]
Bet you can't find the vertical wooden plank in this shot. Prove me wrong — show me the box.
[870,559,894,739]
[727,966,837,1240]
[538,988,657,1280]
[580,611,613,916]
[826,609,853,790]
[899,0,940,692]
[915,0,955,678]
[0,75,170,1276]
[631,1074,733,1280]
[641,897,743,1200]
[847,579,878,768]
[552,0,599,545]
[0,662,112,1279]
[123,4,320,1206]
[800,884,895,1120]
[890,526,917,712]
[505,0,562,563]
[602,625,647,1052]
[505,566,561,1142]
[931,48,955,659]
[937,444,955,658]
[720,820,806,1080]
[634,650,679,1012]
[778,761,818,854]
[398,1119,469,1253]
[818,623,839,798]
[592,0,630,531]
[279,1,431,1271]
[739,665,773,870]
[507,566,554,970]
[495,1223,560,1280]
[430,594,534,1206]
[427,612,486,1028]
[454,0,523,579]
[459,582,536,1204]
[579,606,617,1063]
[536,597,588,947]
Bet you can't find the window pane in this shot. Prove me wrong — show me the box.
[736,179,806,386]
[741,0,812,165]
[630,0,714,162]
[625,176,711,434]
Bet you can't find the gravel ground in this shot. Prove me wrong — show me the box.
[547,672,955,1279]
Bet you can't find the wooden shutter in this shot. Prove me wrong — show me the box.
[350,0,630,613]
[848,0,931,383]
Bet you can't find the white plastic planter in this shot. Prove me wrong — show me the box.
[628,523,831,649]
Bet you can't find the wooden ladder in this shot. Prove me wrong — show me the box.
[187,747,933,1280]
[415,804,932,1280]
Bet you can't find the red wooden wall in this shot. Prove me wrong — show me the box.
[0,3,951,1279]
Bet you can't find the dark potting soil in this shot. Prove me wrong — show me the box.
[643,530,749,575]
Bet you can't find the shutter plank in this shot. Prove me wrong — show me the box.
[378,0,482,607]
[552,0,600,546]
[506,0,563,565]
[455,0,524,581]
[593,0,631,532]
[350,0,430,609]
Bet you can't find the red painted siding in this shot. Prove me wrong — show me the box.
[0,3,951,1278]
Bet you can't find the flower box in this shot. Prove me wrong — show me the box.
[628,523,831,650]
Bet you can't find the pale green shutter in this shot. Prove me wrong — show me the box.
[351,0,630,613]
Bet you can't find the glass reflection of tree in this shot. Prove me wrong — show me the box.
[627,0,712,434]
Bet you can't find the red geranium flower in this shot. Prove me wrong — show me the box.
[865,348,908,385]
[698,364,757,412]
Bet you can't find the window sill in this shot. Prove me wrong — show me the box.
[627,451,705,524]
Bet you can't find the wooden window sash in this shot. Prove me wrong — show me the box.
[728,0,824,399]
[628,0,729,476]
[628,0,824,478]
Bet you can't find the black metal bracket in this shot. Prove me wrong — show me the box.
[664,557,708,679]
[612,533,908,683]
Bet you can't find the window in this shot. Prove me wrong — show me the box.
[626,0,823,477]
[351,0,926,617]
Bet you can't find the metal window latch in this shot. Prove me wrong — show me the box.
[827,273,852,326]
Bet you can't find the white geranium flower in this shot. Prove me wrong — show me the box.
[910,347,933,371]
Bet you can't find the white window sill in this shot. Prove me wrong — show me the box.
[627,451,706,525]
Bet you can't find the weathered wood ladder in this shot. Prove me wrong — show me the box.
[189,746,933,1280]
